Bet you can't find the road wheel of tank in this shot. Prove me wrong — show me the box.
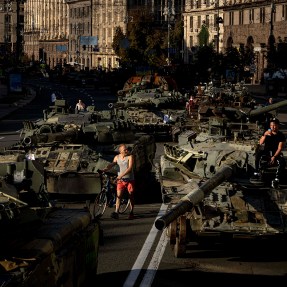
[174,216,186,258]
[167,219,177,250]
[39,124,52,134]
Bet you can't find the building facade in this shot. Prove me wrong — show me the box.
[183,0,224,64]
[17,0,287,75]
[222,0,287,83]
[24,0,69,68]
[0,0,25,64]
[183,0,287,83]
[22,0,185,70]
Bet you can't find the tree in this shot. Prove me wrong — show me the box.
[112,26,125,55]
[169,18,184,63]
[112,27,130,66]
[198,23,209,46]
[111,10,183,68]
[195,45,217,82]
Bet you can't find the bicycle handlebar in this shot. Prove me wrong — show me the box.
[97,169,117,179]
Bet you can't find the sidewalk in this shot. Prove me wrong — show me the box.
[0,87,37,120]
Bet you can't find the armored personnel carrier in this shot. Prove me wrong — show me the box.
[4,134,156,198]
[0,157,101,286]
[154,99,287,257]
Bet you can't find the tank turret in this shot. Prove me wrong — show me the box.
[155,160,237,231]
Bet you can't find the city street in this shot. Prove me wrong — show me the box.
[1,79,287,286]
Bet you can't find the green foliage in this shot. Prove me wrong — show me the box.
[112,26,125,55]
[198,25,209,46]
[223,46,243,68]
[194,45,217,81]
[111,13,184,68]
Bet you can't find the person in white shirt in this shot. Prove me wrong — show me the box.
[51,92,57,104]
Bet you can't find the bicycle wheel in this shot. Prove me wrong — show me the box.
[93,191,108,218]
[118,191,131,214]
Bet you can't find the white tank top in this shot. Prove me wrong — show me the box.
[117,156,134,180]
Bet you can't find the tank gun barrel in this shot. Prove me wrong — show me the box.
[155,163,236,230]
[249,100,287,118]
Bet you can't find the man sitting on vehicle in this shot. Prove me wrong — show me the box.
[252,118,286,188]
[75,99,86,112]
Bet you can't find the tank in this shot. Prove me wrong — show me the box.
[117,73,179,97]
[154,97,287,257]
[114,74,186,139]
[0,159,101,286]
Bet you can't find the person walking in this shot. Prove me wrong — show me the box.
[252,118,286,188]
[103,144,135,220]
[51,92,57,105]
[75,99,86,111]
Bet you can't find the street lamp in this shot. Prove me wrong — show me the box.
[215,0,223,54]
[267,0,276,60]
[163,0,175,65]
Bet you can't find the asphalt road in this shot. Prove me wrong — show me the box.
[1,78,287,287]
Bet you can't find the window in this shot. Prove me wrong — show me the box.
[229,11,234,25]
[197,15,201,28]
[190,16,193,30]
[190,35,193,47]
[206,15,209,27]
[260,7,265,23]
[239,10,243,25]
[249,9,254,23]
[283,4,287,18]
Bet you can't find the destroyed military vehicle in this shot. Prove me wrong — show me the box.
[0,157,101,286]
[114,74,186,139]
[3,99,157,199]
[154,99,287,257]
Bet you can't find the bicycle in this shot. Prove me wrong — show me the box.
[93,169,131,218]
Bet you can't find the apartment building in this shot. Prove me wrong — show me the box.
[24,0,69,68]
[0,0,24,64]
[222,0,287,83]
[6,0,285,76]
[183,0,287,82]
[183,0,224,64]
[22,0,185,70]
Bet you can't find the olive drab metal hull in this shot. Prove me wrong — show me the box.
[0,160,101,286]
[3,134,156,196]
[154,83,287,258]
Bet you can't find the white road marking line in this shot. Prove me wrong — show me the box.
[123,204,168,287]
[139,227,168,287]
[0,137,4,140]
